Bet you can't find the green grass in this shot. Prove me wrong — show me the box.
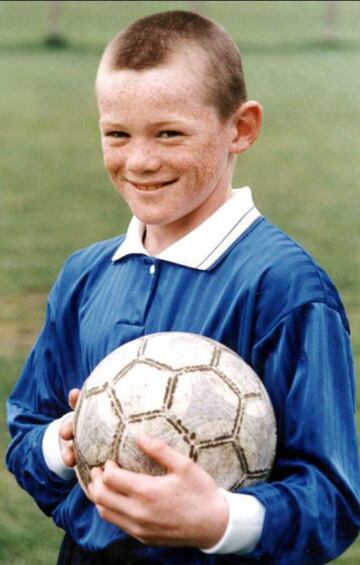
[0,1,359,562]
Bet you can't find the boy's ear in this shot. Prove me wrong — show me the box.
[229,101,263,154]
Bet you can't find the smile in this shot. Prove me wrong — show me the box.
[131,180,176,192]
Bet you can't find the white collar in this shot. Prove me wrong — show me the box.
[112,187,261,270]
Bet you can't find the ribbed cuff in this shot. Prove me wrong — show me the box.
[200,489,265,555]
[42,414,75,480]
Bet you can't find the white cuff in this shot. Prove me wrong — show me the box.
[42,414,75,480]
[200,489,265,555]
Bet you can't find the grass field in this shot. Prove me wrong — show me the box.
[0,1,359,562]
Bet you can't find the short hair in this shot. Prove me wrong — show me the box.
[100,10,247,121]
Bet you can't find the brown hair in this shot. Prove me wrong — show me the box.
[101,10,247,121]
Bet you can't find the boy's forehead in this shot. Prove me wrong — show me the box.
[96,48,209,109]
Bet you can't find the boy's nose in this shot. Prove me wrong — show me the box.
[126,141,161,174]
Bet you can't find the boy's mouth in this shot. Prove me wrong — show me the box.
[131,179,177,192]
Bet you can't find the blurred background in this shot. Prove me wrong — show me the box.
[0,1,359,562]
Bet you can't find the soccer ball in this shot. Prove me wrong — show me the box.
[74,332,276,490]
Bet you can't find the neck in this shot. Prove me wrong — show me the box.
[143,186,234,255]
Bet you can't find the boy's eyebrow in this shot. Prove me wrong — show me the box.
[99,119,125,127]
[148,119,190,128]
[99,117,192,128]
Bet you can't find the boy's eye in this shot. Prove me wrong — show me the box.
[158,130,182,139]
[107,131,130,139]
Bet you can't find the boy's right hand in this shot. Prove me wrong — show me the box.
[59,388,80,468]
[59,388,94,500]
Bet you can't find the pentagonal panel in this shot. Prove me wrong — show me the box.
[197,442,244,490]
[113,361,171,418]
[169,369,240,441]
[238,395,276,473]
[75,388,122,466]
[141,332,215,370]
[118,416,192,475]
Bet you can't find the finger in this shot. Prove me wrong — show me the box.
[59,418,74,440]
[94,503,146,542]
[61,444,76,467]
[90,466,103,481]
[136,435,191,473]
[97,460,154,497]
[89,467,130,511]
[68,388,81,410]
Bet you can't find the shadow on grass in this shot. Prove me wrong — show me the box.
[238,38,360,55]
[0,38,359,57]
[0,39,105,56]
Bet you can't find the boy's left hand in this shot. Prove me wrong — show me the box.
[88,435,228,549]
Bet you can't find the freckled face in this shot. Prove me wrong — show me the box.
[96,50,237,242]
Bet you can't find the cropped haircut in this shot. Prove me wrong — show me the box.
[101,10,247,121]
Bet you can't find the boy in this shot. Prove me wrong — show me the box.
[6,10,360,564]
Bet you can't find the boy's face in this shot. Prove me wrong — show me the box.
[97,49,239,241]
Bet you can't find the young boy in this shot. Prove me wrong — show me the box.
[6,10,360,564]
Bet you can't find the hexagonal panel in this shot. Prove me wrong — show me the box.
[215,348,263,397]
[197,441,244,490]
[238,395,276,473]
[75,388,122,466]
[118,415,192,475]
[141,332,215,370]
[168,368,240,441]
[84,338,142,392]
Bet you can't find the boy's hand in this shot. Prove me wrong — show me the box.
[88,435,229,549]
[59,388,81,467]
[59,388,94,499]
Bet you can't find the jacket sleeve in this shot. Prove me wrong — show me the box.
[5,260,126,548]
[242,302,360,564]
[6,277,78,515]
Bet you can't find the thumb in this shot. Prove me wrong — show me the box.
[136,435,191,473]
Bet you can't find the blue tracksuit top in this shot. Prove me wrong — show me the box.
[6,216,360,564]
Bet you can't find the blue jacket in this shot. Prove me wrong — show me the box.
[6,217,360,563]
